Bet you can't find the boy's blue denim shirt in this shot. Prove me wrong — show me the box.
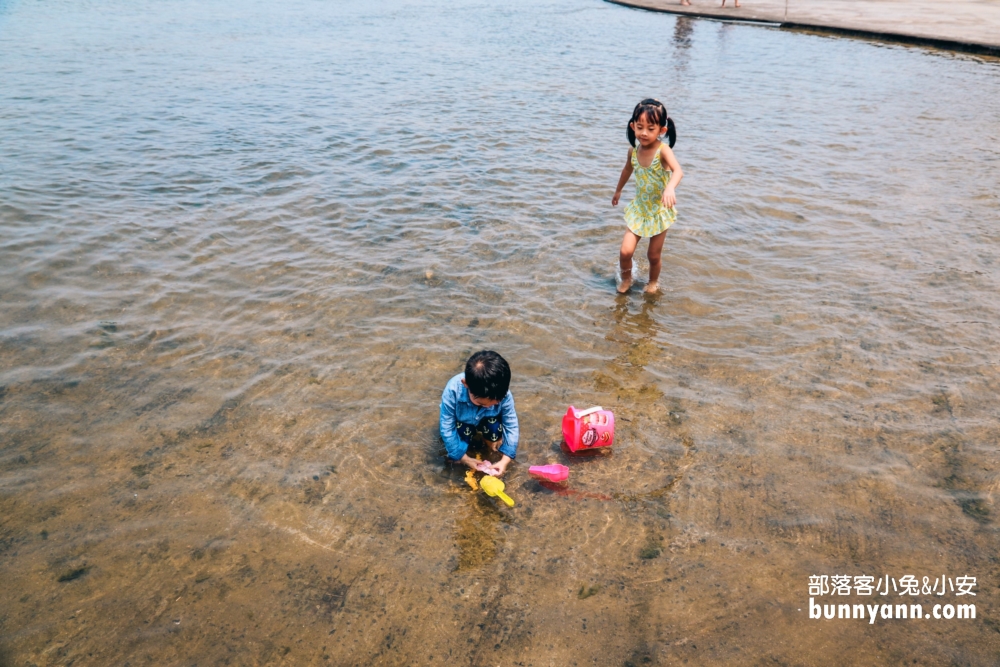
[439,373,519,461]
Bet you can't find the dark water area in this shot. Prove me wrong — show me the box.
[2,0,1000,664]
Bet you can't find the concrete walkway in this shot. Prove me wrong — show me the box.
[605,0,1000,55]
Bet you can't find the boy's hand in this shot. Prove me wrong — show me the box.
[461,454,499,476]
[461,454,485,473]
[490,455,512,477]
[476,460,500,476]
[612,190,622,206]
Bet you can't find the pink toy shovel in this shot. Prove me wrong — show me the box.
[528,464,569,483]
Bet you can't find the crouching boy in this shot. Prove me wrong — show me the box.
[439,350,519,476]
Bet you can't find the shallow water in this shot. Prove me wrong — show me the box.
[2,0,1000,664]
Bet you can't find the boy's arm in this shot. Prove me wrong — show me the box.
[439,386,467,461]
[497,392,519,460]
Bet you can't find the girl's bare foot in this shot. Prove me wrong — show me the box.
[680,0,691,5]
[643,281,659,294]
[616,266,633,294]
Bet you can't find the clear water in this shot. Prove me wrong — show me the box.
[2,0,999,663]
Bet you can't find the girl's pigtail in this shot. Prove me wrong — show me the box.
[665,117,677,148]
[626,122,637,147]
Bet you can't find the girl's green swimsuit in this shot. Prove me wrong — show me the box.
[624,143,677,238]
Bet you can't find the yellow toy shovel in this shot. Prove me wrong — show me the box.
[479,476,514,507]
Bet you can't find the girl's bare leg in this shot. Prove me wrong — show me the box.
[644,230,668,294]
[618,230,641,293]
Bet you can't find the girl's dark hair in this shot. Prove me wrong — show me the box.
[626,98,676,148]
[464,350,511,401]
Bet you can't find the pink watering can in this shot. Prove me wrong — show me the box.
[562,406,615,453]
[528,464,569,483]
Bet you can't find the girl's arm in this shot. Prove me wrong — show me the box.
[612,149,634,206]
[659,144,683,208]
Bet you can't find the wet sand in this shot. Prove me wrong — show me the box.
[1,0,1000,664]
[606,0,1000,54]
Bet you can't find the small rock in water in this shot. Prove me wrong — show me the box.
[425,269,434,280]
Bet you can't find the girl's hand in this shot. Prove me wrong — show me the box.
[612,190,622,206]
[661,187,677,209]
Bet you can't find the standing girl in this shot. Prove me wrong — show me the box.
[611,99,684,294]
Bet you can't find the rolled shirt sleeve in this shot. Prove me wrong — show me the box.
[498,391,519,459]
[439,381,467,461]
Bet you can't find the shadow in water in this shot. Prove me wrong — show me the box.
[454,486,508,570]
[598,297,665,397]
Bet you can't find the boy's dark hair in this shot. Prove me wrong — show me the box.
[627,98,677,148]
[464,350,511,401]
